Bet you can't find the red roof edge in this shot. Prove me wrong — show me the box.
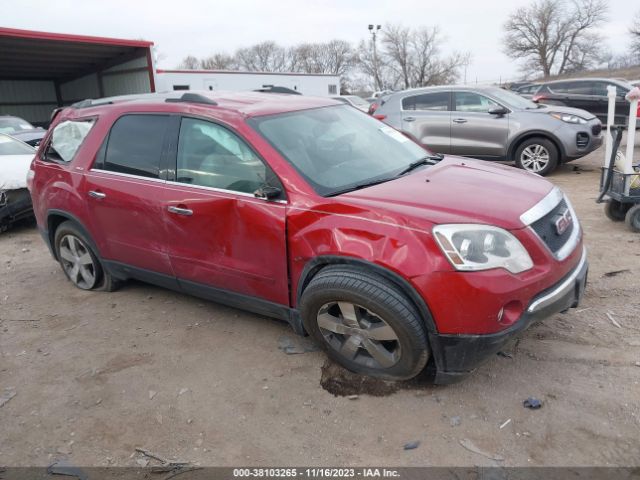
[0,26,154,48]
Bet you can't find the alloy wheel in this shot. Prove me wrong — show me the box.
[317,301,401,369]
[59,234,97,289]
[520,144,550,173]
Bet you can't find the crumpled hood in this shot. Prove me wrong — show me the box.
[341,157,554,230]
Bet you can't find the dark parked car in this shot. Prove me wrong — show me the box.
[515,83,541,99]
[0,115,46,147]
[532,78,635,125]
[29,91,587,382]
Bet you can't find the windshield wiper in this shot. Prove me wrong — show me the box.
[396,154,442,177]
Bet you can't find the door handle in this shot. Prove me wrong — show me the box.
[453,118,468,124]
[404,116,416,122]
[167,206,193,216]
[88,190,106,199]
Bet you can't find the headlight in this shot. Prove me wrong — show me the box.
[549,112,587,124]
[433,224,533,274]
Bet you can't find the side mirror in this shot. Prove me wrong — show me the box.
[254,185,282,200]
[488,106,509,116]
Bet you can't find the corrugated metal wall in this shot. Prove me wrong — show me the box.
[0,49,153,126]
[0,79,57,125]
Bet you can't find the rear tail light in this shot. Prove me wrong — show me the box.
[368,103,379,115]
[373,114,387,121]
[532,94,546,103]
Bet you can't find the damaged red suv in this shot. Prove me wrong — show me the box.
[28,92,587,382]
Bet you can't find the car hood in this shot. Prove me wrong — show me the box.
[525,104,597,120]
[341,157,554,230]
[0,154,34,190]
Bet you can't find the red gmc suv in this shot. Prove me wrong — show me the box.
[28,92,587,383]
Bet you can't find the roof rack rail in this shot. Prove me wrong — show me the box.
[165,93,218,106]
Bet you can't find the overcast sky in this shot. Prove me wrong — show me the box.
[3,0,635,83]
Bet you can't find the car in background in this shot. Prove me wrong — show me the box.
[532,78,634,125]
[515,83,541,99]
[0,115,46,147]
[0,133,35,232]
[372,85,602,176]
[29,91,587,382]
[507,81,534,91]
[630,80,640,88]
[331,95,370,112]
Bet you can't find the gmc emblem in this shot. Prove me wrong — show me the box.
[553,209,573,236]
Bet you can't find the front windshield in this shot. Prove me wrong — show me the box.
[0,117,34,134]
[487,88,539,110]
[250,105,430,196]
[0,134,36,156]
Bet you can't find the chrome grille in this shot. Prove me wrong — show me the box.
[529,198,574,254]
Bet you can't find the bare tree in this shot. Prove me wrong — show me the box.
[631,10,640,57]
[200,53,236,70]
[178,55,200,69]
[380,24,469,89]
[503,0,608,78]
[355,40,389,90]
[235,41,287,72]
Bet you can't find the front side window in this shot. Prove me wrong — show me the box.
[176,117,271,194]
[402,92,450,111]
[45,119,95,163]
[100,114,170,178]
[454,92,499,113]
[250,105,430,196]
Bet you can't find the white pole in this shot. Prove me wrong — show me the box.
[624,88,639,174]
[604,85,617,167]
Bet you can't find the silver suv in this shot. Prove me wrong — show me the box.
[373,86,602,175]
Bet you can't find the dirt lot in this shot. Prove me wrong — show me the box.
[1,137,639,468]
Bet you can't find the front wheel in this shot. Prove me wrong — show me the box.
[625,204,640,232]
[604,200,629,222]
[300,266,429,380]
[514,137,558,176]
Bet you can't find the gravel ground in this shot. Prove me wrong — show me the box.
[1,135,639,468]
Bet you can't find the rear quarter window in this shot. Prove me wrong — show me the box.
[43,118,95,163]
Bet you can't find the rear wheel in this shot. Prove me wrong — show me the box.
[514,137,558,176]
[604,200,629,222]
[54,221,119,291]
[625,204,640,232]
[300,266,429,380]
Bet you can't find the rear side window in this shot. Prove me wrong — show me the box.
[99,114,170,178]
[44,119,95,163]
[402,92,450,111]
[548,82,570,94]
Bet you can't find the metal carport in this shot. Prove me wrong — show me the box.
[0,27,155,126]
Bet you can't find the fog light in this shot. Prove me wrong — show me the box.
[498,301,524,326]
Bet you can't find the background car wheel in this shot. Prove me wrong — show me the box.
[604,200,629,222]
[54,221,119,291]
[514,137,558,176]
[300,265,429,380]
[625,204,640,232]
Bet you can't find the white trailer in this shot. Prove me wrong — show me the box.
[156,69,340,97]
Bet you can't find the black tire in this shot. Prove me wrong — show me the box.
[604,200,629,222]
[53,221,120,291]
[514,137,559,176]
[625,204,640,232]
[300,265,429,380]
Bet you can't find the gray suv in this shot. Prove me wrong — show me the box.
[373,86,602,175]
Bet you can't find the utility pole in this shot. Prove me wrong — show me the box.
[368,24,382,91]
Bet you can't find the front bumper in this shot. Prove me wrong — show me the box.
[428,247,588,384]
